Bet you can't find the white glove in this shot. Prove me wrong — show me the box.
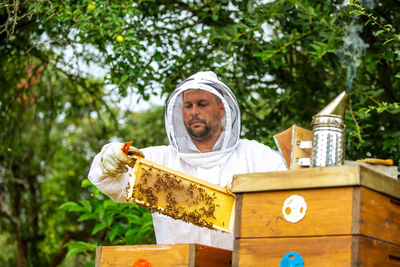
[99,142,143,178]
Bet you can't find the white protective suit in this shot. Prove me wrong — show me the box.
[88,71,286,250]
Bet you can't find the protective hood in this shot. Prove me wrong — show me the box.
[165,71,241,168]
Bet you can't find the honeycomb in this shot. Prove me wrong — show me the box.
[125,156,235,233]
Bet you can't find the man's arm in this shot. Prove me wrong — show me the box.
[87,142,143,203]
[88,152,130,202]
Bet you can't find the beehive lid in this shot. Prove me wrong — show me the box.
[231,164,400,200]
[125,156,236,233]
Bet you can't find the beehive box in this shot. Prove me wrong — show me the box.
[231,164,400,266]
[125,156,235,233]
[95,244,232,267]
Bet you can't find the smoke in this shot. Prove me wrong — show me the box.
[360,0,376,9]
[337,23,369,92]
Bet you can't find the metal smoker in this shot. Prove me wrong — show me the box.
[312,91,348,167]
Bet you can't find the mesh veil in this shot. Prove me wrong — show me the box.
[164,71,241,166]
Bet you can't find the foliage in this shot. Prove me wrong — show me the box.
[1,0,399,266]
[58,180,155,260]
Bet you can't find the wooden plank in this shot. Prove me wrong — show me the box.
[188,244,195,267]
[360,187,400,246]
[95,246,102,267]
[232,236,240,267]
[232,165,400,200]
[233,193,243,238]
[345,160,398,179]
[351,187,361,235]
[96,244,232,267]
[238,187,354,238]
[351,235,360,267]
[359,236,400,266]
[360,166,400,200]
[192,244,232,267]
[233,235,353,266]
[234,236,400,266]
[231,165,361,193]
[97,244,190,267]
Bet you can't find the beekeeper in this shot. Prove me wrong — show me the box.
[88,71,286,250]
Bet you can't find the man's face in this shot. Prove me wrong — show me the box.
[182,89,225,142]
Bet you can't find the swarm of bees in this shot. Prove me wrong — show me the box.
[125,164,220,230]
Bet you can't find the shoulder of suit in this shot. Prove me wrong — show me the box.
[141,145,174,158]
[237,138,273,151]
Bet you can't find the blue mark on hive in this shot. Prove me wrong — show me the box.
[280,252,304,267]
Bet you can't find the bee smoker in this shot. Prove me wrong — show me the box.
[311,91,348,167]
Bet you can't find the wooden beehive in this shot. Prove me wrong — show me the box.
[95,244,232,267]
[231,164,400,266]
[125,156,236,233]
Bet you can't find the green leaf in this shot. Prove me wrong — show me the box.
[103,199,117,209]
[81,200,92,212]
[92,223,108,235]
[382,38,394,45]
[81,179,92,188]
[95,204,104,220]
[104,215,114,226]
[375,30,385,37]
[58,202,86,212]
[66,248,86,259]
[108,228,119,241]
[395,72,400,79]
[64,241,97,250]
[125,228,138,237]
[78,213,98,222]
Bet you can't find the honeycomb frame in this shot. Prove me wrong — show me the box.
[125,156,236,233]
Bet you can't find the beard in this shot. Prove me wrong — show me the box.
[185,116,220,142]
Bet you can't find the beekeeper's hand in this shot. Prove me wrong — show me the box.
[99,142,144,177]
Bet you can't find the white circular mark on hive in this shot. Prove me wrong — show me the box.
[282,195,307,223]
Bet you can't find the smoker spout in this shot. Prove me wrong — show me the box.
[316,91,348,118]
[311,91,348,167]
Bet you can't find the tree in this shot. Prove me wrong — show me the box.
[0,63,161,265]
[1,0,399,265]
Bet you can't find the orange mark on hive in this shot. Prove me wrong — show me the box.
[133,258,151,267]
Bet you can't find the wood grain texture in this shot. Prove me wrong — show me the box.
[232,165,360,193]
[233,236,353,267]
[95,246,102,267]
[234,193,243,238]
[359,236,400,266]
[345,160,398,179]
[360,166,400,200]
[238,187,354,238]
[233,236,400,267]
[360,187,400,246]
[96,244,232,267]
[192,244,232,267]
[351,187,361,235]
[232,165,400,200]
[97,244,189,267]
[351,235,360,267]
